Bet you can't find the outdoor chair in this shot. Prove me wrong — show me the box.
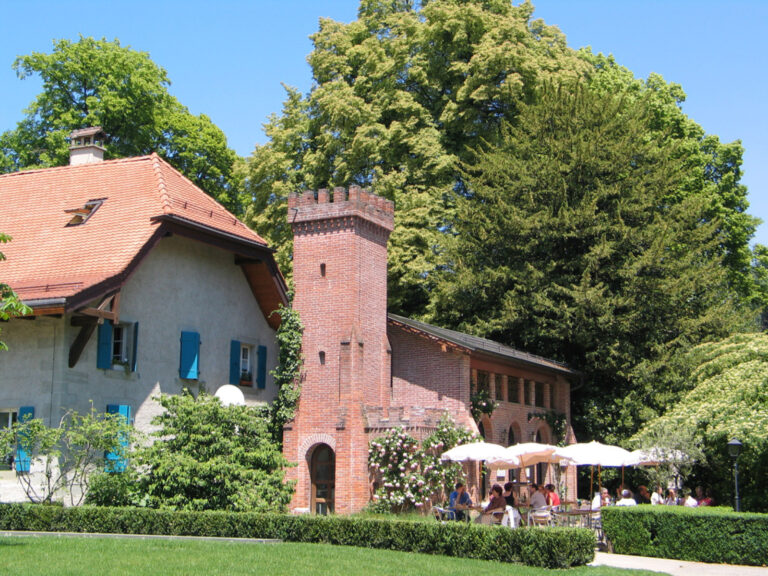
[500,505,522,528]
[432,506,456,522]
[528,505,554,527]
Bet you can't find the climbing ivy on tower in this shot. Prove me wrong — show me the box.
[268,302,304,446]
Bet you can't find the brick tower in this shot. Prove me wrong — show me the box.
[283,186,394,514]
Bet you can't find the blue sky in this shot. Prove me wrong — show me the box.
[1,0,766,245]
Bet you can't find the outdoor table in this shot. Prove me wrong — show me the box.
[555,508,594,528]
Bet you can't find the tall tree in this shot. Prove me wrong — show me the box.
[245,0,587,309]
[582,52,759,306]
[0,37,240,211]
[430,83,751,440]
[247,1,758,319]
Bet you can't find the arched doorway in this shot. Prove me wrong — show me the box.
[310,444,335,515]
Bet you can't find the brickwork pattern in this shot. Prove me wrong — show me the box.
[283,186,576,514]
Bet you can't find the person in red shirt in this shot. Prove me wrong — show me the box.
[545,484,561,509]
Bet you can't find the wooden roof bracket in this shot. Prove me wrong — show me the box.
[68,291,121,368]
[79,291,121,324]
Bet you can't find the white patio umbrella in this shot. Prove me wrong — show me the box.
[493,442,565,469]
[554,441,633,467]
[441,441,517,465]
[554,441,635,495]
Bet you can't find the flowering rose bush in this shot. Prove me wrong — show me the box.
[368,416,475,513]
[470,389,497,422]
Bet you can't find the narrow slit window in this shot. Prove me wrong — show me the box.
[320,263,326,277]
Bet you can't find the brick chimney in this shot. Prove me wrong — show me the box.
[69,127,106,165]
[283,186,395,514]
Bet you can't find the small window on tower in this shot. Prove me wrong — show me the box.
[320,263,326,277]
[319,351,326,365]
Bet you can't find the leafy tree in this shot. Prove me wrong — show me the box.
[582,52,759,306]
[631,419,706,495]
[635,333,768,512]
[0,233,31,351]
[0,36,240,211]
[136,391,293,512]
[0,406,133,505]
[268,303,304,447]
[430,83,751,441]
[246,1,757,321]
[245,0,588,311]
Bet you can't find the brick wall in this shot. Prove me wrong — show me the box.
[284,187,394,514]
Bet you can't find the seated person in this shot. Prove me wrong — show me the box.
[477,483,506,523]
[545,484,561,509]
[529,483,548,509]
[651,486,664,505]
[695,486,713,506]
[502,482,517,507]
[636,485,651,504]
[592,487,609,510]
[448,482,473,521]
[664,488,679,505]
[682,488,698,507]
[616,489,637,506]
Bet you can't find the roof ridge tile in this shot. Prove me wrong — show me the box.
[150,153,172,214]
[0,155,154,180]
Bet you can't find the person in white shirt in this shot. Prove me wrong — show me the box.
[682,489,698,507]
[651,486,663,505]
[529,483,547,509]
[616,489,637,506]
[591,487,609,510]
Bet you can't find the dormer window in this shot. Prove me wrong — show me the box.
[65,198,104,226]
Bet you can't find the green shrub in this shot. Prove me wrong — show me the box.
[602,505,768,566]
[0,503,594,569]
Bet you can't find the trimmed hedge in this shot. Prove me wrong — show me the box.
[602,505,768,566]
[0,504,594,569]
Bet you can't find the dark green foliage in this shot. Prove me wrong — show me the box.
[431,82,751,441]
[134,391,294,512]
[602,505,768,566]
[0,503,595,569]
[268,303,304,446]
[85,469,142,508]
[0,37,240,211]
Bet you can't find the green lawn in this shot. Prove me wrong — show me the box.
[0,535,665,576]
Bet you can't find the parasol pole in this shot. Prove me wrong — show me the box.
[598,464,602,494]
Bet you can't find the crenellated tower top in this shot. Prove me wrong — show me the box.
[287,186,394,233]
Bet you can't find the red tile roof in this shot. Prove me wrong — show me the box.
[0,154,278,310]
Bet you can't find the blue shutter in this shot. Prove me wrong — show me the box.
[179,331,200,379]
[106,404,131,473]
[15,406,35,474]
[229,340,241,385]
[130,322,139,372]
[97,320,113,369]
[256,345,267,389]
